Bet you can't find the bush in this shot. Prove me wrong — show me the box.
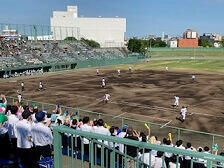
[64,37,77,41]
[81,38,100,48]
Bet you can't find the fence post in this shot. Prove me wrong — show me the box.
[53,128,62,168]
[212,135,215,153]
[178,128,180,140]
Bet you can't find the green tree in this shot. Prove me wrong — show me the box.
[199,39,213,47]
[221,39,224,47]
[64,37,77,41]
[81,38,100,48]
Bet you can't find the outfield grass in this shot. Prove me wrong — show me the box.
[112,59,224,73]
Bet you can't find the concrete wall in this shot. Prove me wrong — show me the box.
[50,6,126,48]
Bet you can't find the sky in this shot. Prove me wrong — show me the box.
[0,0,223,37]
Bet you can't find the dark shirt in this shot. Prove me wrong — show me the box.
[124,136,139,158]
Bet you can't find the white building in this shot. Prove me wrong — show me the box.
[168,39,178,48]
[50,6,126,48]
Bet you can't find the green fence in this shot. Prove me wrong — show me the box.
[147,48,224,60]
[6,96,224,153]
[0,23,80,40]
[53,126,224,168]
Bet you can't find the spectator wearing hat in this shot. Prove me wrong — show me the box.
[15,110,33,168]
[117,124,128,153]
[32,111,53,165]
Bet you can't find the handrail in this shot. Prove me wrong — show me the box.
[54,126,224,162]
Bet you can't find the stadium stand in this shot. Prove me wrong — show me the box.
[0,39,126,69]
[0,95,224,168]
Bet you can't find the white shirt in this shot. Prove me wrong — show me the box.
[164,144,173,158]
[154,157,166,168]
[140,153,155,167]
[185,147,193,160]
[7,114,19,139]
[18,95,22,103]
[94,126,110,146]
[80,124,93,144]
[15,119,32,149]
[0,121,9,134]
[181,108,187,116]
[175,145,185,159]
[32,122,53,146]
[192,75,195,79]
[118,70,120,74]
[170,162,180,168]
[117,132,126,153]
[21,83,24,87]
[104,94,110,101]
[174,96,179,105]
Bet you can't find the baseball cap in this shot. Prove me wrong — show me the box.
[35,111,46,122]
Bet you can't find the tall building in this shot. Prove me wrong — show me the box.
[50,6,126,48]
[178,29,198,48]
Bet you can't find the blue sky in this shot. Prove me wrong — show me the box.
[0,0,223,37]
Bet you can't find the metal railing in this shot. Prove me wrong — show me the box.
[53,126,224,168]
[5,96,224,153]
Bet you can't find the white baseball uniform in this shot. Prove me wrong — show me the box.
[174,96,179,106]
[180,107,187,120]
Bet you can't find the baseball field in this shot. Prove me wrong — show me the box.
[0,59,224,147]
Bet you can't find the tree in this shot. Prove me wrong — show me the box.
[221,40,224,47]
[81,38,100,48]
[199,39,213,48]
[64,37,77,41]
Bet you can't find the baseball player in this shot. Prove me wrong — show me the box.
[129,67,132,72]
[180,106,187,122]
[102,78,106,88]
[38,81,43,91]
[21,82,25,91]
[17,93,22,104]
[174,96,179,107]
[117,69,121,76]
[96,69,99,75]
[192,75,196,81]
[165,66,169,71]
[104,93,111,103]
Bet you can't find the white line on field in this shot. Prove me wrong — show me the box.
[160,120,172,128]
[112,112,127,119]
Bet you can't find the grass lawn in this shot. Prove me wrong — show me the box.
[110,59,224,73]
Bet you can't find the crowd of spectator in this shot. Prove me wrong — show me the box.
[0,94,224,168]
[3,69,44,79]
[0,39,126,70]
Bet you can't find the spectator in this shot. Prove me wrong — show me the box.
[79,116,93,154]
[164,139,173,168]
[154,151,166,168]
[94,119,110,146]
[15,110,33,168]
[169,155,180,168]
[124,127,139,167]
[184,142,194,168]
[7,106,19,163]
[117,124,128,153]
[175,140,185,167]
[32,112,53,165]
